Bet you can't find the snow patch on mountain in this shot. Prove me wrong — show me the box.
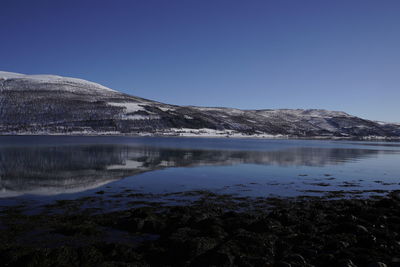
[193,106,245,115]
[159,107,176,112]
[256,109,351,118]
[0,71,117,92]
[125,114,160,120]
[108,102,160,120]
[108,102,146,112]
[107,160,145,170]
[160,128,287,138]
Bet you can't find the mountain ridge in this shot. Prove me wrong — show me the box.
[1,71,399,139]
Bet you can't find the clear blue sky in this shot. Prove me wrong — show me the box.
[1,0,399,122]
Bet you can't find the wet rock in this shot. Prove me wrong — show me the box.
[343,215,358,222]
[131,207,154,218]
[375,198,395,208]
[139,243,167,265]
[191,249,234,267]
[269,210,297,226]
[275,261,292,267]
[324,239,350,251]
[168,227,197,246]
[285,253,307,265]
[367,262,387,267]
[3,191,400,267]
[389,191,400,201]
[234,255,272,266]
[115,217,146,232]
[355,225,369,234]
[357,234,377,248]
[233,229,274,255]
[275,239,292,259]
[337,259,358,267]
[143,217,166,233]
[222,215,255,233]
[247,217,271,233]
[54,221,100,236]
[205,224,228,240]
[315,253,336,266]
[48,247,80,266]
[186,236,218,257]
[194,217,223,233]
[332,223,366,234]
[78,246,105,265]
[298,222,316,234]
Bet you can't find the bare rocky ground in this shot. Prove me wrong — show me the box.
[1,190,400,267]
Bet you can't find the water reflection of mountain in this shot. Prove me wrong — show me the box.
[0,144,391,197]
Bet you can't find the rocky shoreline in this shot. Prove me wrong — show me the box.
[1,191,400,266]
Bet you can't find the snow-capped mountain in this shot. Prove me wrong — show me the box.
[0,71,399,138]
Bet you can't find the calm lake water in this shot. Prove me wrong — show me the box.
[1,136,400,206]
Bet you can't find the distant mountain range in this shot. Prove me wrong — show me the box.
[0,71,399,139]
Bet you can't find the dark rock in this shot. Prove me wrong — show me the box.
[367,262,387,267]
[191,249,234,267]
[246,217,273,233]
[285,253,307,265]
[234,255,272,266]
[337,259,358,267]
[4,191,400,267]
[357,234,377,248]
[315,253,336,266]
[275,261,292,267]
[375,198,395,208]
[389,191,400,201]
[186,237,218,257]
[324,239,350,251]
[143,217,166,233]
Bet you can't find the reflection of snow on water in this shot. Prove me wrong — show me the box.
[0,136,400,202]
[107,160,144,170]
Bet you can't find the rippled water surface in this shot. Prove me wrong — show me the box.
[1,136,400,205]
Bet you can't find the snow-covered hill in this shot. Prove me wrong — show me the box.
[0,71,399,138]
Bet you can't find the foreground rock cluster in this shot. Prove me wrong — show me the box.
[1,191,400,266]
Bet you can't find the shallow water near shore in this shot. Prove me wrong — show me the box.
[1,136,400,209]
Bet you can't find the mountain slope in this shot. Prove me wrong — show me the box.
[0,71,399,138]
